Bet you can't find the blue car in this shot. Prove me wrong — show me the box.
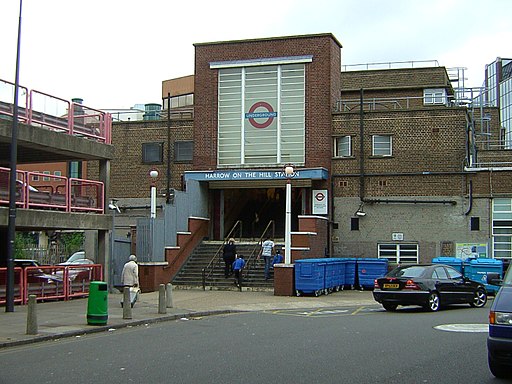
[488,269,512,378]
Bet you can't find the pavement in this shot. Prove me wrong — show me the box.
[0,286,377,349]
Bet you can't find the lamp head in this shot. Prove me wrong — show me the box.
[284,165,294,177]
[356,211,366,217]
[149,170,159,179]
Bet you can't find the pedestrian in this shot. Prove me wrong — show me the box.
[121,254,139,287]
[232,254,245,288]
[272,248,284,267]
[222,238,237,278]
[260,236,275,280]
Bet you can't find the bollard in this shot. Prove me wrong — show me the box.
[166,283,173,308]
[26,294,38,335]
[123,287,132,319]
[158,284,167,314]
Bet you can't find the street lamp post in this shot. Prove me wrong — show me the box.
[284,165,294,264]
[149,170,159,261]
[108,199,120,292]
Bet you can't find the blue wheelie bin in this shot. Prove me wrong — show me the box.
[432,257,464,273]
[357,258,388,290]
[341,258,357,289]
[329,258,346,291]
[295,258,328,296]
[464,258,503,295]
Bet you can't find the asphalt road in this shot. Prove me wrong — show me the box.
[0,303,506,384]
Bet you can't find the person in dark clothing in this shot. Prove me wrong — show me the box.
[222,238,237,278]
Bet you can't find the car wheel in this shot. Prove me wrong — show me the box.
[426,292,440,312]
[382,302,398,312]
[489,352,511,378]
[470,288,487,308]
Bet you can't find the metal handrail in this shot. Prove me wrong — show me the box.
[201,220,242,290]
[243,220,275,280]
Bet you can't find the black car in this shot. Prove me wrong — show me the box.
[373,264,488,312]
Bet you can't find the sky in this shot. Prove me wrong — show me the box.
[1,0,511,110]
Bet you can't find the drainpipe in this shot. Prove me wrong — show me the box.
[359,88,365,202]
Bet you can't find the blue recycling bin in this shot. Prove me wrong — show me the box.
[464,258,503,294]
[357,258,389,289]
[294,259,328,296]
[432,257,464,273]
[343,258,357,289]
[329,258,346,291]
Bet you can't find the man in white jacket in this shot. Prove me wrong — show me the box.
[121,254,139,287]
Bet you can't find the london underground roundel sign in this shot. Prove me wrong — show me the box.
[245,101,277,129]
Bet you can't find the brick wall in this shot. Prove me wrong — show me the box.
[193,34,341,177]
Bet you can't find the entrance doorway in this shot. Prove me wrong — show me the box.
[222,187,302,239]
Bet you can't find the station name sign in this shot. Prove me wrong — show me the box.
[184,168,328,182]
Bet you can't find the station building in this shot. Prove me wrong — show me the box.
[96,33,512,288]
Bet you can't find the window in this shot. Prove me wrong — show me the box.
[378,243,419,263]
[471,217,480,231]
[445,267,462,279]
[43,171,50,181]
[175,141,193,162]
[350,217,359,231]
[32,174,39,181]
[432,267,448,279]
[334,136,352,157]
[492,198,512,258]
[54,171,62,177]
[372,135,392,156]
[142,142,163,164]
[424,88,447,105]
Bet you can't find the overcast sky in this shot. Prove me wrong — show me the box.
[1,0,511,109]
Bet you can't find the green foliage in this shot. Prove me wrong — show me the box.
[60,232,85,256]
[14,233,37,259]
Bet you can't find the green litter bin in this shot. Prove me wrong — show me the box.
[87,281,108,325]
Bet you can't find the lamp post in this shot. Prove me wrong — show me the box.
[108,199,120,292]
[149,170,158,261]
[284,165,294,264]
[149,170,159,219]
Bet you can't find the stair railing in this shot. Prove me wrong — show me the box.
[201,220,242,290]
[243,220,275,280]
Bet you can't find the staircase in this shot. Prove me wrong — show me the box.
[171,240,284,291]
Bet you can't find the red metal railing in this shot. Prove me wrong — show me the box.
[0,78,111,144]
[0,168,104,213]
[0,264,103,305]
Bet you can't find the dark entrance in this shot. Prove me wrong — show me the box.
[223,187,302,239]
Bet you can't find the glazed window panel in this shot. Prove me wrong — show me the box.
[378,243,419,263]
[372,135,392,156]
[334,136,351,157]
[142,142,163,164]
[492,198,512,258]
[424,88,447,105]
[217,63,305,167]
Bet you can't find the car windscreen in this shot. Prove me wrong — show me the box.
[388,266,426,278]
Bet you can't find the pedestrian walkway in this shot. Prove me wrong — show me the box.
[0,287,376,348]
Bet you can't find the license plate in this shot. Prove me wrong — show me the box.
[383,283,399,289]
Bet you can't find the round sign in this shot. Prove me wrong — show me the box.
[315,192,325,202]
[247,101,276,129]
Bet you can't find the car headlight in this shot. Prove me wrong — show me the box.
[490,311,512,325]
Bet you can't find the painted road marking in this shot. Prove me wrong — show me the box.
[269,306,379,318]
[434,324,488,333]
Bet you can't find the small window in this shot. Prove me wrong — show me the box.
[32,174,39,181]
[471,217,480,231]
[43,171,51,181]
[378,243,418,263]
[334,136,352,157]
[424,88,447,105]
[143,142,164,164]
[372,135,392,156]
[175,141,193,162]
[351,217,359,231]
[54,171,62,177]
